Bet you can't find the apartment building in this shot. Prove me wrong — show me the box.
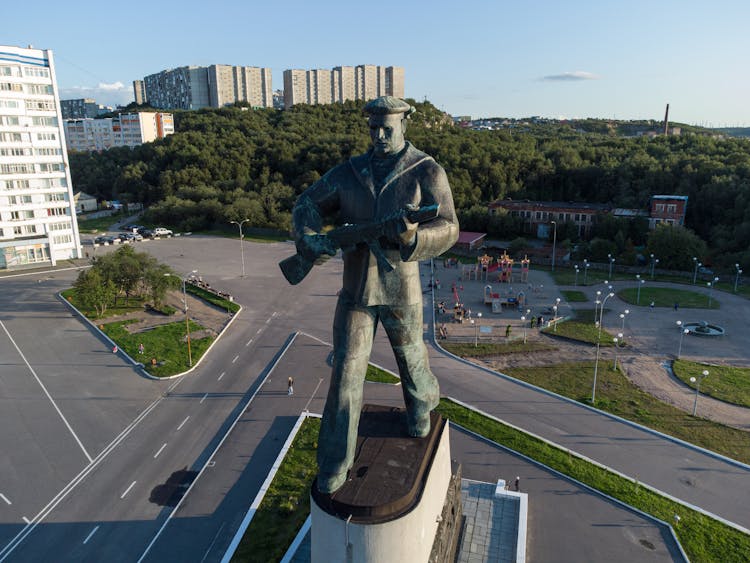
[60,97,112,119]
[63,112,174,152]
[489,199,610,238]
[132,79,146,105]
[0,45,82,269]
[143,64,272,110]
[283,65,405,108]
[649,195,688,228]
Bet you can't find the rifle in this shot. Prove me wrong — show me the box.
[279,204,439,285]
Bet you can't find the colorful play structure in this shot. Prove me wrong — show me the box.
[463,252,531,284]
[484,284,526,313]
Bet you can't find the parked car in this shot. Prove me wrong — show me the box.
[152,227,173,237]
[138,229,155,239]
[94,235,120,245]
[119,232,143,242]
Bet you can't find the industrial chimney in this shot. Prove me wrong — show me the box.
[663,103,670,135]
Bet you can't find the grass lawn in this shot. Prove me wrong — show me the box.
[618,286,720,309]
[231,417,320,563]
[560,290,588,302]
[442,340,557,357]
[366,364,400,384]
[542,320,619,346]
[61,288,151,318]
[673,360,750,409]
[101,319,214,377]
[500,362,750,464]
[75,211,127,233]
[436,398,750,563]
[185,283,240,313]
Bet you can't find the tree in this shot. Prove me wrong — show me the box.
[73,268,117,318]
[646,224,708,271]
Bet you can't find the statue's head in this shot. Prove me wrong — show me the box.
[364,96,415,158]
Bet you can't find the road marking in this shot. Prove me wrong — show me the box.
[199,522,225,563]
[303,378,325,413]
[218,372,225,381]
[0,320,93,463]
[21,517,29,524]
[82,525,99,544]
[0,494,10,506]
[200,393,208,404]
[120,481,136,499]
[154,443,167,459]
[245,339,252,347]
[232,355,239,363]
[177,416,190,431]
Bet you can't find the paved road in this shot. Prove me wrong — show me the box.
[0,236,747,561]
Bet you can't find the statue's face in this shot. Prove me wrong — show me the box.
[369,114,405,158]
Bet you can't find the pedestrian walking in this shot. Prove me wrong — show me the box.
[530,317,536,329]
[112,345,118,354]
[505,324,512,338]
[650,301,655,310]
[674,302,679,311]
[138,343,144,354]
[538,316,544,328]
[514,476,520,491]
[287,377,294,396]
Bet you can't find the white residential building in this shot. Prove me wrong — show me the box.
[64,112,174,152]
[0,45,82,269]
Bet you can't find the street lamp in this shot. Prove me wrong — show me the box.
[594,290,602,324]
[650,254,659,280]
[689,370,710,416]
[636,274,645,305]
[608,254,615,279]
[619,309,629,332]
[229,218,250,277]
[613,332,623,370]
[692,257,699,284]
[591,291,615,403]
[550,221,557,272]
[707,276,719,307]
[164,270,198,367]
[472,312,482,347]
[521,315,527,344]
[574,265,579,286]
[583,259,590,285]
[553,297,561,332]
[676,321,689,359]
[734,264,743,293]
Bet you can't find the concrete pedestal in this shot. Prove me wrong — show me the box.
[310,405,457,563]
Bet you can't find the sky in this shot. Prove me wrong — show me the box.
[4,0,750,126]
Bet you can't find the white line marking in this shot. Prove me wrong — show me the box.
[303,378,325,413]
[200,522,225,563]
[21,517,29,524]
[255,328,262,335]
[177,416,190,431]
[120,481,136,499]
[154,443,168,459]
[0,320,93,463]
[0,494,10,506]
[245,339,252,347]
[218,372,225,381]
[82,525,99,544]
[232,355,239,363]
[200,393,208,404]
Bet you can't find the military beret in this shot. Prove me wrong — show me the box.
[363,96,415,117]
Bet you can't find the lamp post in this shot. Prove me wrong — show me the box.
[650,254,659,280]
[574,265,579,286]
[583,259,590,285]
[619,309,629,332]
[553,297,561,332]
[692,257,699,284]
[472,312,482,347]
[164,270,197,367]
[608,253,615,279]
[594,290,602,324]
[676,321,689,359]
[550,221,557,272]
[521,315,527,344]
[613,332,623,370]
[229,218,250,278]
[734,264,743,293]
[707,276,719,306]
[690,370,710,416]
[591,291,615,403]
[636,274,645,305]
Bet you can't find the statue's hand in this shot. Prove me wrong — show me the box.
[384,205,418,247]
[297,233,337,264]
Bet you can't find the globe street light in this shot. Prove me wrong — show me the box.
[734,264,743,293]
[592,291,615,403]
[619,309,629,332]
[689,370,710,416]
[521,315,527,344]
[636,274,645,305]
[553,297,561,332]
[608,254,615,279]
[707,276,719,307]
[676,321,690,359]
[650,254,659,280]
[583,259,590,285]
[574,265,579,286]
[550,220,557,272]
[692,257,699,284]
[613,332,623,371]
[472,312,483,347]
[594,290,602,324]
[229,218,250,277]
[164,270,198,367]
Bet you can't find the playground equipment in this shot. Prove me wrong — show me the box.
[520,255,530,283]
[484,284,526,313]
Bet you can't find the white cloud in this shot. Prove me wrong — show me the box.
[542,71,599,82]
[59,81,133,107]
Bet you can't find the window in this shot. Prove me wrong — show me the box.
[655,203,665,213]
[23,225,37,234]
[22,210,34,219]
[23,67,50,78]
[0,115,20,126]
[32,116,57,127]
[0,82,23,92]
[36,132,57,141]
[10,211,20,220]
[0,99,21,109]
[25,99,56,111]
[1,163,36,174]
[667,204,677,213]
[35,148,61,156]
[13,226,22,235]
[26,84,53,95]
[1,65,21,77]
[3,179,30,190]
[38,162,63,173]
[45,193,66,202]
[53,234,72,244]
[0,132,26,142]
[49,221,71,231]
[0,147,31,157]
[47,207,67,216]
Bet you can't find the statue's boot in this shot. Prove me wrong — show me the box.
[318,470,348,494]
[407,409,431,438]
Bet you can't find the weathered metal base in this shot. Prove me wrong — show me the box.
[312,404,444,523]
[429,462,463,563]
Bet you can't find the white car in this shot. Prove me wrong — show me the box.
[152,227,173,237]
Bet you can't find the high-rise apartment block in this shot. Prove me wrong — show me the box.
[142,64,272,110]
[283,65,404,108]
[0,45,82,269]
[60,98,113,119]
[132,80,146,105]
[64,112,174,152]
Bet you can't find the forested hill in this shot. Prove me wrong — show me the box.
[68,100,750,265]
